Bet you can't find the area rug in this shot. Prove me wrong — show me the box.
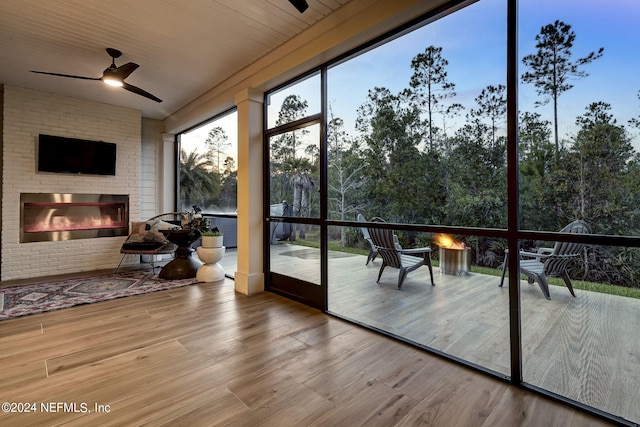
[0,270,197,321]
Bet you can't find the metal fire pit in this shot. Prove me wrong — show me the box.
[439,247,471,275]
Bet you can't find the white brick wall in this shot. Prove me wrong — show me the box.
[1,85,143,280]
[141,118,164,220]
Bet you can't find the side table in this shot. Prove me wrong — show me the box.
[158,229,202,279]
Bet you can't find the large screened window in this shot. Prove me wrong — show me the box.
[178,110,238,214]
[264,0,640,424]
[517,0,640,423]
[266,74,323,307]
[518,0,640,236]
[178,109,238,276]
[325,0,510,375]
[328,0,507,229]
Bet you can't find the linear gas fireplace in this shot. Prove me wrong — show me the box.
[20,193,129,243]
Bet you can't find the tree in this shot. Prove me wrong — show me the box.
[521,20,604,158]
[327,111,368,248]
[437,103,464,199]
[272,95,310,164]
[447,118,507,228]
[269,94,318,239]
[179,149,219,210]
[518,112,554,229]
[629,90,640,129]
[219,156,237,211]
[286,157,316,239]
[356,87,444,225]
[408,46,456,151]
[269,94,311,205]
[204,127,230,173]
[469,84,506,147]
[569,102,634,233]
[277,94,309,125]
[519,112,553,164]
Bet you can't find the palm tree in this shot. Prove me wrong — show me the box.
[179,149,219,209]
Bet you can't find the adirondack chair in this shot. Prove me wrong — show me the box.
[500,220,590,299]
[357,213,378,265]
[367,218,435,289]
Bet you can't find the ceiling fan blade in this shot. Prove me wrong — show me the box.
[122,82,162,103]
[112,62,139,80]
[30,70,100,80]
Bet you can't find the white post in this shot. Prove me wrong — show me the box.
[234,88,264,295]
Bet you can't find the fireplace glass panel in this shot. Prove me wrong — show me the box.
[20,193,129,242]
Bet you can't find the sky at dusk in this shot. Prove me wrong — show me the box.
[180,109,237,158]
[183,0,640,156]
[328,0,640,148]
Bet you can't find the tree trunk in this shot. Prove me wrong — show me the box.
[340,194,346,250]
[292,184,301,240]
[299,188,308,239]
[553,93,559,162]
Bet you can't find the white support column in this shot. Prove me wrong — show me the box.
[234,88,264,295]
[159,133,176,213]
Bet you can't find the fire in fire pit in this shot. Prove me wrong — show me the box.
[434,233,471,275]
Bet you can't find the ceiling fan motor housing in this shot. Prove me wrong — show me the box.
[106,48,122,59]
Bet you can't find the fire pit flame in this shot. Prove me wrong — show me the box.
[435,234,470,275]
[434,233,466,250]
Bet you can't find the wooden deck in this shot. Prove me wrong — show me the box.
[266,243,640,424]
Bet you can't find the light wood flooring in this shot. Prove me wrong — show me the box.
[269,243,640,425]
[0,263,619,426]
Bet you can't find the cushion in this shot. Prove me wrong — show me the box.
[147,219,180,231]
[126,219,174,246]
[131,221,148,235]
[143,230,167,243]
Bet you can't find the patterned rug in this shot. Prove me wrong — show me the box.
[0,270,197,321]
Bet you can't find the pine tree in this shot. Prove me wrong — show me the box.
[522,20,603,159]
[204,127,230,173]
[408,46,456,152]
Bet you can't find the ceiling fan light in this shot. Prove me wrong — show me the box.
[102,76,123,87]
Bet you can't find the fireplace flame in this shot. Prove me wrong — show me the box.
[26,214,120,232]
[434,233,466,250]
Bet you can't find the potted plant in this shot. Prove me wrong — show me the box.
[183,206,211,242]
[196,228,226,282]
[201,229,223,248]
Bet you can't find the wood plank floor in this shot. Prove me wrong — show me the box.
[0,264,618,426]
[268,243,639,425]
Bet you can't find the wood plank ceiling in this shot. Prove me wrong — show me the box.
[0,0,351,120]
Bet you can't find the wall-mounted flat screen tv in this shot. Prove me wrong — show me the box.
[38,134,117,176]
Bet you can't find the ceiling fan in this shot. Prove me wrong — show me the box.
[31,48,162,103]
